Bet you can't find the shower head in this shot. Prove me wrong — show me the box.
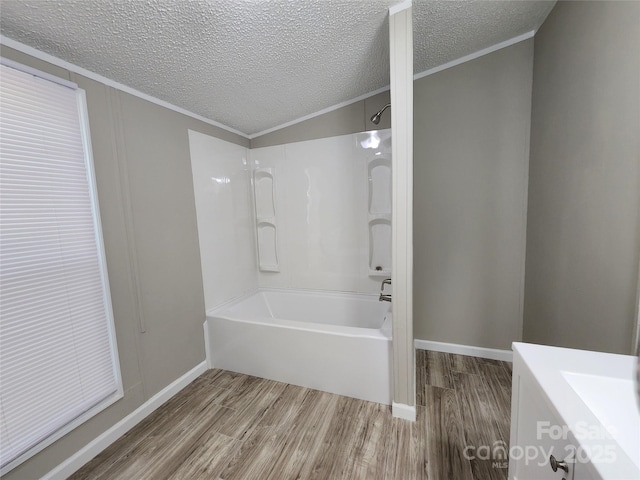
[370,103,391,125]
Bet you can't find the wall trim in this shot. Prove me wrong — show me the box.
[415,339,513,362]
[203,320,214,369]
[106,88,148,336]
[392,402,416,421]
[389,0,412,16]
[247,85,391,139]
[2,30,534,143]
[413,30,535,81]
[633,257,640,355]
[250,30,534,139]
[0,35,248,139]
[389,3,415,416]
[41,361,208,480]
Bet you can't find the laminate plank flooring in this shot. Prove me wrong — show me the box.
[71,351,512,480]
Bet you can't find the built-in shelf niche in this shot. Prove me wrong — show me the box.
[253,168,279,272]
[367,156,392,277]
[369,217,391,275]
[368,158,392,215]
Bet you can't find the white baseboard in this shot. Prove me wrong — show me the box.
[392,402,417,421]
[414,339,513,362]
[41,361,208,480]
[203,320,214,369]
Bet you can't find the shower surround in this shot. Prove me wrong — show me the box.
[250,129,392,293]
[189,129,393,403]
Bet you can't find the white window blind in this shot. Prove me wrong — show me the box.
[0,61,122,473]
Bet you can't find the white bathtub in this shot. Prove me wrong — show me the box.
[205,289,392,404]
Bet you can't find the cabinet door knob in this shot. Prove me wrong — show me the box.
[549,455,569,473]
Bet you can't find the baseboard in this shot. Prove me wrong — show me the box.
[41,361,208,480]
[414,339,513,362]
[203,320,214,369]
[392,402,416,421]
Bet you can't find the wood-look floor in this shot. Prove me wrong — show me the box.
[70,351,512,480]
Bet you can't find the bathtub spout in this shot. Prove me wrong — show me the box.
[380,278,391,302]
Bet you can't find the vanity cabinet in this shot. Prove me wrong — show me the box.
[509,365,578,480]
[572,457,596,480]
[509,342,639,480]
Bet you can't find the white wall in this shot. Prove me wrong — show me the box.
[252,130,392,294]
[188,130,258,311]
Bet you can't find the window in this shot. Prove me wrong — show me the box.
[0,59,122,473]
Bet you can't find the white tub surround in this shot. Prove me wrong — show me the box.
[249,130,392,295]
[206,289,392,405]
[189,131,258,311]
[253,168,279,272]
[192,128,395,407]
[509,342,640,480]
[367,149,392,277]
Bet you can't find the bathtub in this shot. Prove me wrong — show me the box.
[205,288,392,404]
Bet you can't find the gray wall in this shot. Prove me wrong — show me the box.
[0,45,248,480]
[523,1,640,354]
[413,40,534,349]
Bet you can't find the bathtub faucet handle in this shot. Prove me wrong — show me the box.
[381,278,391,291]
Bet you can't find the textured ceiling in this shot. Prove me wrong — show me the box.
[0,0,555,136]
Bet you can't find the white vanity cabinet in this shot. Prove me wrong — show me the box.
[572,458,596,480]
[509,351,578,480]
[508,343,640,480]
